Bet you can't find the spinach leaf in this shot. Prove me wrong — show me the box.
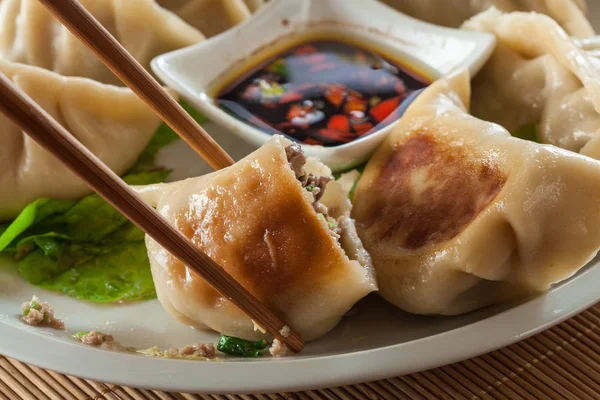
[217,334,268,357]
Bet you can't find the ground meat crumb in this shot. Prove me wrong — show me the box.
[80,330,114,346]
[21,296,64,329]
[305,175,331,202]
[285,144,307,179]
[285,144,335,214]
[168,343,216,359]
[75,330,132,352]
[284,144,341,240]
[313,201,328,215]
[23,308,44,326]
[269,339,289,357]
[279,326,290,337]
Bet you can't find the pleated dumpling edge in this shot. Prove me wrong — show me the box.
[0,60,176,220]
[352,69,600,316]
[0,0,262,85]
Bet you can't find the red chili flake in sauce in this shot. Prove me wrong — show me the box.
[328,115,350,132]
[370,96,402,123]
[217,40,430,147]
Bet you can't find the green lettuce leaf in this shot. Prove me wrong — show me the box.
[0,100,206,302]
[0,199,75,252]
[333,164,365,200]
[19,240,155,302]
[130,100,207,173]
[348,173,361,201]
[5,171,164,302]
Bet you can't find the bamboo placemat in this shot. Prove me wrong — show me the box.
[1,303,599,400]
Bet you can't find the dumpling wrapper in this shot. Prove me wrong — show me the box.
[380,0,594,37]
[463,9,600,160]
[352,70,600,315]
[0,0,204,85]
[0,60,173,220]
[134,136,376,341]
[156,0,263,38]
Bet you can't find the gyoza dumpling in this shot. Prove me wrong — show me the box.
[156,0,263,37]
[352,70,600,315]
[0,60,172,220]
[134,136,376,341]
[463,9,600,160]
[380,0,594,37]
[0,0,204,85]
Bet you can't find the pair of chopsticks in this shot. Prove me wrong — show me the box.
[0,0,303,353]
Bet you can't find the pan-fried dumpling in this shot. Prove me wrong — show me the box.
[380,0,594,37]
[352,70,600,315]
[0,0,204,85]
[463,9,600,159]
[134,136,376,341]
[0,60,172,220]
[156,0,263,37]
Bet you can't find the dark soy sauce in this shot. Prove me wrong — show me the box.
[216,39,430,147]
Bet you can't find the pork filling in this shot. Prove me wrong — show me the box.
[269,339,288,357]
[21,296,64,329]
[77,330,114,346]
[167,343,216,359]
[73,330,132,352]
[285,144,341,237]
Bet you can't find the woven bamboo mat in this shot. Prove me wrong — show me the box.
[1,303,599,400]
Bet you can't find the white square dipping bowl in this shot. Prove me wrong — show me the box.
[152,0,495,171]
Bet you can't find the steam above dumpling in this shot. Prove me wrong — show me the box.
[352,70,600,315]
[134,136,376,341]
[0,0,258,85]
[463,8,600,160]
[380,0,594,37]
[0,60,173,220]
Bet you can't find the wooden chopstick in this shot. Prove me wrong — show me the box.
[0,72,304,354]
[38,0,234,171]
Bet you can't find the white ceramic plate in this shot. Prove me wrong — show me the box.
[1,4,600,395]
